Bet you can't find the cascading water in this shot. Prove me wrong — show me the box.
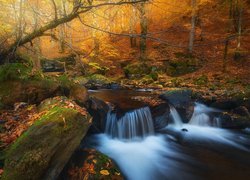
[167,103,249,151]
[85,90,250,180]
[169,105,183,127]
[105,106,155,139]
[189,102,219,127]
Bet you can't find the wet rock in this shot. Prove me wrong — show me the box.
[151,103,170,130]
[41,59,65,72]
[2,98,92,180]
[86,97,110,133]
[159,89,194,122]
[232,106,250,117]
[110,83,121,90]
[210,99,240,110]
[40,55,76,73]
[160,89,192,108]
[181,128,188,132]
[218,112,250,129]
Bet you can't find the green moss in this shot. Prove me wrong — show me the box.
[124,63,151,79]
[225,77,241,85]
[57,74,73,88]
[149,73,158,81]
[73,76,88,85]
[88,62,110,75]
[194,75,208,85]
[87,74,112,84]
[3,99,90,180]
[170,78,184,87]
[141,75,154,85]
[166,60,198,77]
[0,63,32,82]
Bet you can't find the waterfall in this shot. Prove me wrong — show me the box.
[105,107,155,140]
[169,105,183,127]
[189,103,220,127]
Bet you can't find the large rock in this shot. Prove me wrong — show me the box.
[41,54,76,73]
[159,89,194,122]
[2,98,92,180]
[0,80,62,108]
[41,59,65,72]
[151,103,170,130]
[86,97,110,133]
[0,80,90,109]
[160,89,192,108]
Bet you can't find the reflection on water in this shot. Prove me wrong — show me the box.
[88,89,156,110]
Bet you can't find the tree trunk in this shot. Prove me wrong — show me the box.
[188,0,196,53]
[92,13,100,58]
[138,3,148,61]
[130,5,137,48]
[32,0,41,71]
[18,0,24,39]
[236,1,243,51]
[222,0,234,71]
[223,40,229,72]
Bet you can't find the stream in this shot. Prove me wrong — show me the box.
[84,89,250,180]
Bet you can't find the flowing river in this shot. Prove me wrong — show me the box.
[84,89,250,180]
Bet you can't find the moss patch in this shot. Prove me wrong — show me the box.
[124,63,151,79]
[0,63,32,82]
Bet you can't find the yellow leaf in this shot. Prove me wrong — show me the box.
[100,170,109,176]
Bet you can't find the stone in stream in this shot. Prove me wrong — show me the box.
[160,89,194,123]
[160,89,193,108]
[2,97,92,180]
[85,97,110,134]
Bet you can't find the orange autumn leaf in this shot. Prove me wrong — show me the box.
[100,170,110,176]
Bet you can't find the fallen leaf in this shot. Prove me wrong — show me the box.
[100,170,110,176]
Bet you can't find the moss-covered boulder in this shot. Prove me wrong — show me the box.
[0,63,90,108]
[85,74,114,89]
[124,63,151,79]
[2,98,92,180]
[0,80,62,108]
